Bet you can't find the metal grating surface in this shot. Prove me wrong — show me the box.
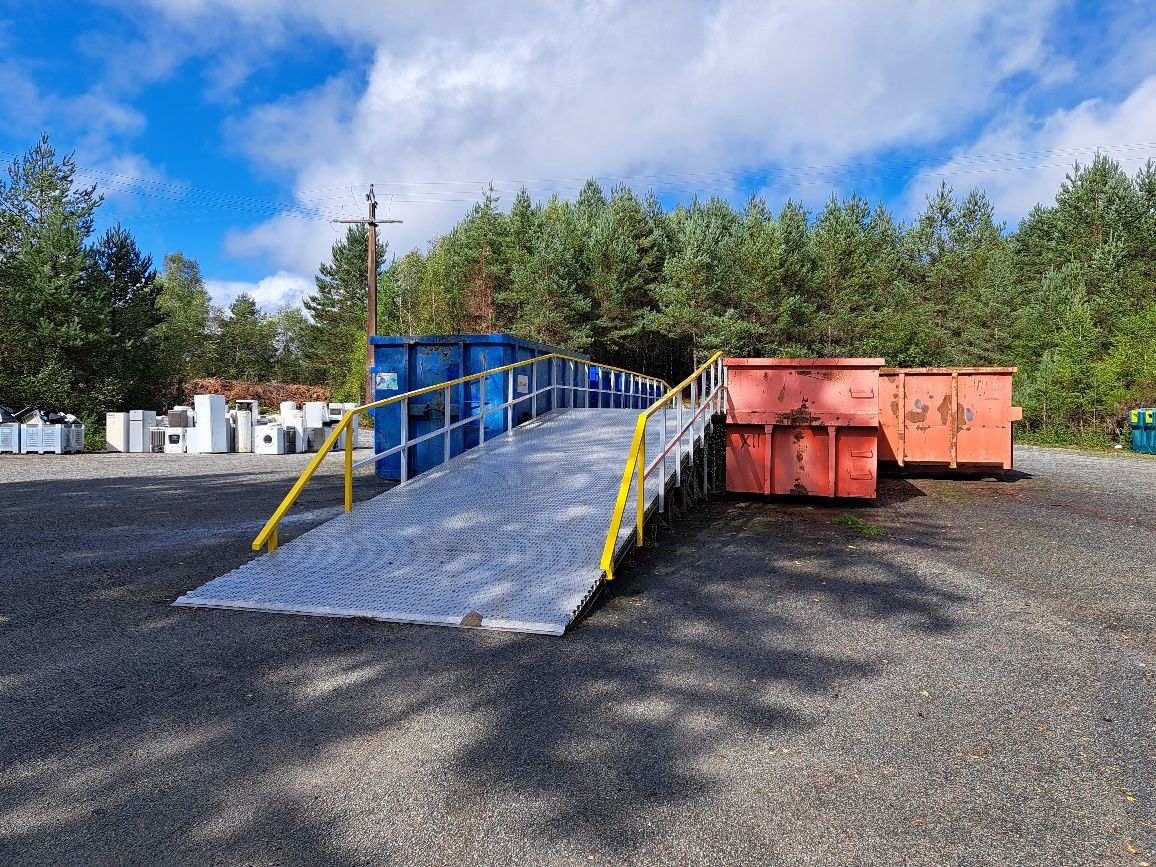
[173,409,704,635]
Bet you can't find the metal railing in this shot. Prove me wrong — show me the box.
[598,352,727,581]
[252,352,669,553]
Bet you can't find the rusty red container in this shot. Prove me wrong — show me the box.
[725,358,884,499]
[878,368,1022,471]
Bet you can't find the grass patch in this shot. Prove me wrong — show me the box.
[831,513,888,536]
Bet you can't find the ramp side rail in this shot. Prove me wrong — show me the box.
[252,353,669,553]
[599,352,727,581]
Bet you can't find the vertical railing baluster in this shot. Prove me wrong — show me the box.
[479,377,486,445]
[506,364,514,433]
[443,385,452,465]
[400,396,409,482]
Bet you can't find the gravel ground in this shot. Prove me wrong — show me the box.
[0,444,1153,866]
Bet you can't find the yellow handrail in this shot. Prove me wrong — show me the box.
[598,351,725,581]
[252,352,671,553]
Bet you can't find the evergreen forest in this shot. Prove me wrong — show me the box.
[2,134,1154,447]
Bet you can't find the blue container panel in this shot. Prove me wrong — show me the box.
[372,343,410,478]
[372,334,589,480]
[410,344,465,475]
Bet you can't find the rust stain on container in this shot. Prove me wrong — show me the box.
[936,394,952,426]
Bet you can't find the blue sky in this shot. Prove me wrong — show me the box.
[2,1,1154,311]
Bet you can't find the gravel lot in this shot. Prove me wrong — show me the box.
[0,445,1153,866]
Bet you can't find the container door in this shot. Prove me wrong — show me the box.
[726,425,767,494]
[835,428,878,498]
[512,346,536,425]
[955,373,996,466]
[900,373,953,465]
[877,373,901,463]
[411,343,464,474]
[770,426,831,496]
[464,343,512,448]
[372,342,409,479]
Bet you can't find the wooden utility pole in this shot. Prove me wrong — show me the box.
[336,184,402,401]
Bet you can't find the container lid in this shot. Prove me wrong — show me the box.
[880,367,1018,374]
[724,358,885,368]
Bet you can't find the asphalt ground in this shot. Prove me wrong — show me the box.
[0,445,1153,866]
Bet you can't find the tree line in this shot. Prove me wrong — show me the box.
[2,133,1153,446]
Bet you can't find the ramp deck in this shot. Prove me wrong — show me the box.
[174,409,702,635]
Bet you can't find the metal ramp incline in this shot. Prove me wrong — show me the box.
[174,352,726,636]
[176,411,686,634]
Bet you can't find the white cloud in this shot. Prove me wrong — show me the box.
[904,75,1156,223]
[200,0,1065,265]
[205,270,312,310]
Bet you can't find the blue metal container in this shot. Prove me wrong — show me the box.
[370,334,589,479]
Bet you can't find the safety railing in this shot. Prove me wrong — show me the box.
[252,352,669,553]
[598,352,727,581]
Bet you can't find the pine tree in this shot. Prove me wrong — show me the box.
[303,224,385,391]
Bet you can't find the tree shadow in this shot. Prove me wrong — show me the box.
[0,461,971,865]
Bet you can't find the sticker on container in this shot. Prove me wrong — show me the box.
[375,371,399,392]
[516,374,529,394]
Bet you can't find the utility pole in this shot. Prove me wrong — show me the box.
[336,184,402,401]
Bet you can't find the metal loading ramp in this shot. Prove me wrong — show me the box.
[173,409,703,636]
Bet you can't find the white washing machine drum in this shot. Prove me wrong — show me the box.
[262,433,274,444]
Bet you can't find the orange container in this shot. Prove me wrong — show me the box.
[725,358,884,498]
[878,368,1023,471]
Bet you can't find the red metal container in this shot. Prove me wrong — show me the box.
[878,368,1022,471]
[725,358,884,498]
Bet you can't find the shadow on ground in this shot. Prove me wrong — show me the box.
[0,460,974,865]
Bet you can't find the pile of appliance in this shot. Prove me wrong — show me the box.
[106,396,359,456]
[0,406,85,455]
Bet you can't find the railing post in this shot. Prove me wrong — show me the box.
[531,361,538,420]
[692,378,699,440]
[659,404,667,514]
[443,385,452,464]
[344,415,353,512]
[506,365,514,434]
[400,396,409,482]
[675,391,683,488]
[479,377,486,445]
[636,435,646,547]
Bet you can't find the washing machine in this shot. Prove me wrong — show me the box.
[255,425,286,455]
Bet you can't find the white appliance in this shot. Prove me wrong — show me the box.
[106,412,130,452]
[236,400,259,449]
[193,394,228,454]
[0,423,19,454]
[337,403,359,449]
[128,410,157,453]
[301,401,326,452]
[254,424,286,455]
[236,411,253,453]
[280,407,306,453]
[164,428,189,454]
[149,426,167,453]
